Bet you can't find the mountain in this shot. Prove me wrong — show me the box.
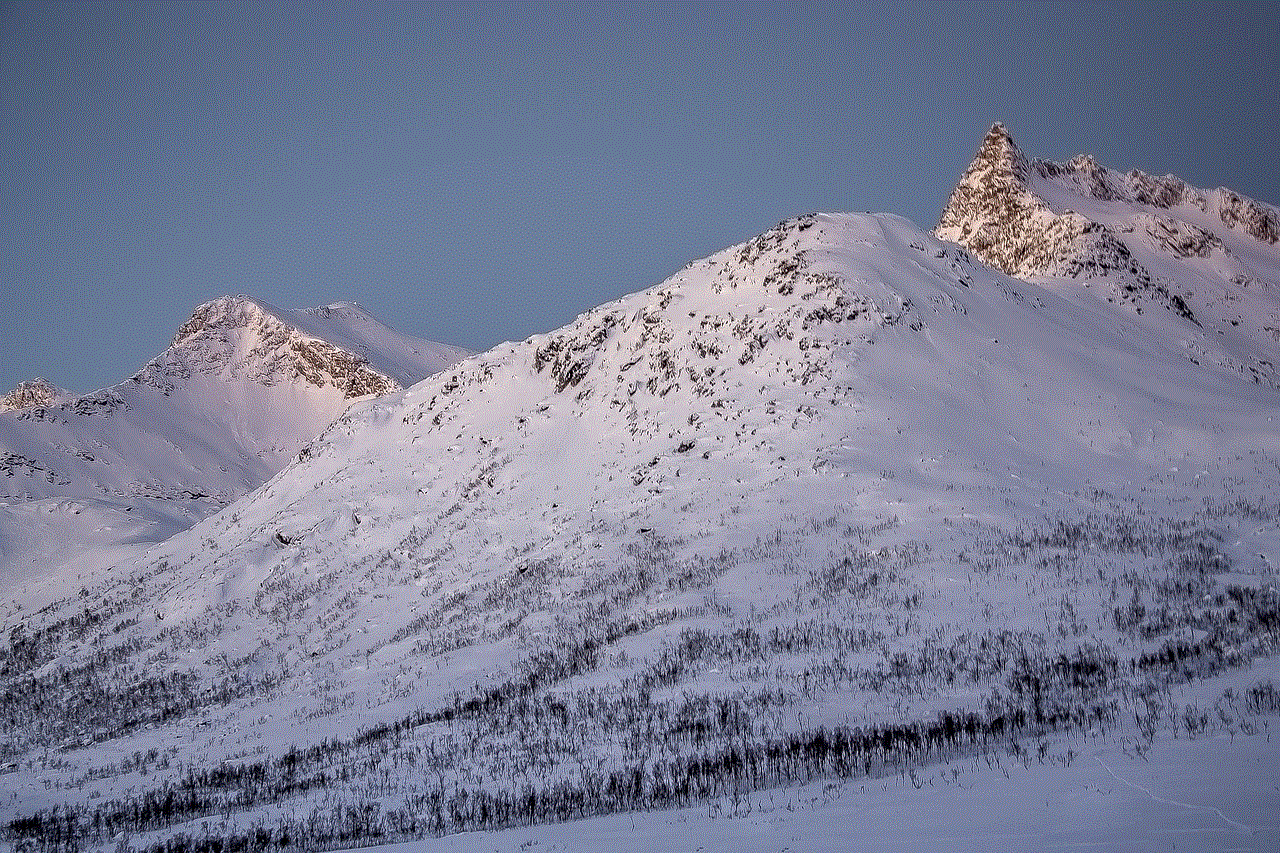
[2,146,1278,853]
[938,123,1280,385]
[146,296,471,394]
[0,295,468,606]
[1,294,468,507]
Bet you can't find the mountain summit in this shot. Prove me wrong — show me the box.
[937,123,1280,385]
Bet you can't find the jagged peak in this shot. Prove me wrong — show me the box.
[172,295,287,346]
[973,122,1029,183]
[937,125,1209,323]
[944,123,1279,253]
[0,377,67,412]
[936,125,1035,240]
[936,124,1052,276]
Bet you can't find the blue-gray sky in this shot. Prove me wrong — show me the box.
[2,1,1278,393]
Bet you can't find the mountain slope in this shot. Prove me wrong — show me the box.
[3,204,1276,852]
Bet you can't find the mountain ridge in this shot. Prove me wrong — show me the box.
[937,123,1280,386]
[2,134,1278,853]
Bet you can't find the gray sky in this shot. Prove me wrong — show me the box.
[2,1,1278,393]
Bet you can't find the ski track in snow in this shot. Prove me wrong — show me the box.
[1093,754,1253,835]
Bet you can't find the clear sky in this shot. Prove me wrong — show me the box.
[2,1,1278,394]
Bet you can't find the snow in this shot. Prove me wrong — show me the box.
[336,726,1280,853]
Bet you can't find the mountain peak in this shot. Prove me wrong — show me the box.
[0,377,67,412]
[135,294,397,399]
[934,123,1039,271]
[0,294,465,512]
[936,124,1196,322]
[975,122,1029,182]
[163,296,470,391]
[171,295,277,345]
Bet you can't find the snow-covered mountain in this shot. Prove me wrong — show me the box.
[1,295,468,506]
[3,139,1278,853]
[0,295,468,604]
[938,123,1280,385]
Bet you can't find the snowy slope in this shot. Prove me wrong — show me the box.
[270,301,470,390]
[0,295,468,606]
[2,140,1278,853]
[333,668,1280,853]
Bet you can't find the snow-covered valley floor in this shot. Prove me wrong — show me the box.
[344,690,1279,853]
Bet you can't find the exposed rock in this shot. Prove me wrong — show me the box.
[1134,213,1224,259]
[937,124,1195,322]
[0,378,66,413]
[1216,188,1280,244]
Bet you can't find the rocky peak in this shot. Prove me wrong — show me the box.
[936,123,1049,276]
[974,123,1030,182]
[172,294,271,344]
[0,378,66,413]
[140,295,398,399]
[936,125,1195,322]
